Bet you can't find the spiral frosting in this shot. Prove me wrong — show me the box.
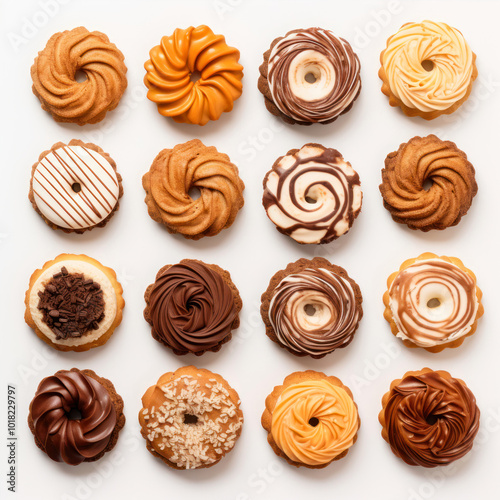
[31,27,127,125]
[381,370,480,467]
[263,143,362,244]
[146,261,240,354]
[386,255,481,348]
[144,25,243,125]
[29,370,117,465]
[380,21,476,117]
[143,139,245,240]
[262,28,361,124]
[271,379,358,466]
[268,266,362,356]
[380,135,477,231]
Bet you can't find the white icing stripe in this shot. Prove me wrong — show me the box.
[33,145,119,230]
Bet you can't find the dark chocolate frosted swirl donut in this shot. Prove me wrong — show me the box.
[389,258,478,347]
[263,143,362,244]
[30,370,116,465]
[267,28,361,123]
[269,267,361,356]
[148,262,238,353]
[383,371,480,467]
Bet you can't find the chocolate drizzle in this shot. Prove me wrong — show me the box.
[37,266,105,339]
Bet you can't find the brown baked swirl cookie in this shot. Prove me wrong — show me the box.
[143,140,245,239]
[380,135,477,231]
[379,369,480,468]
[258,27,361,125]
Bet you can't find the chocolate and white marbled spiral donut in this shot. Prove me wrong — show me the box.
[263,143,362,244]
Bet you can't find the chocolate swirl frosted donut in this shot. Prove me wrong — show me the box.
[144,260,242,355]
[383,253,483,352]
[143,139,245,240]
[263,143,362,244]
[28,369,125,465]
[31,27,127,125]
[261,258,362,358]
[380,135,477,231]
[380,369,480,467]
[259,28,361,125]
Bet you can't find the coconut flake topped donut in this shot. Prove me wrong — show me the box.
[258,27,361,125]
[379,21,477,119]
[29,140,122,233]
[263,143,362,244]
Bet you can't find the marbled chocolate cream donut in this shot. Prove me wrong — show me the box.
[263,143,362,244]
[29,139,123,234]
[383,253,483,353]
[258,27,361,125]
[261,258,362,358]
[380,135,477,231]
[28,368,125,465]
[31,27,127,125]
[379,368,480,467]
[144,260,242,355]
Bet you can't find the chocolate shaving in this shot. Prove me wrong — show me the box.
[37,268,105,340]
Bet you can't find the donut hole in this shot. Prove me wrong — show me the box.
[75,70,87,83]
[71,182,82,193]
[423,178,433,192]
[190,71,202,83]
[304,304,317,316]
[421,60,435,72]
[427,298,441,309]
[426,414,438,425]
[67,408,82,421]
[188,187,201,201]
[305,195,317,204]
[305,72,318,84]
[183,413,199,425]
[308,417,319,427]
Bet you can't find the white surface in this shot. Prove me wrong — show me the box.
[1,1,499,499]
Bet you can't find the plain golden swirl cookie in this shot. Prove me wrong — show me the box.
[380,135,477,231]
[28,368,125,465]
[262,370,359,468]
[258,27,361,125]
[29,139,123,234]
[383,253,483,353]
[24,254,125,352]
[379,368,480,467]
[261,257,362,358]
[142,139,245,239]
[139,366,243,470]
[379,20,477,119]
[31,27,127,125]
[144,25,243,125]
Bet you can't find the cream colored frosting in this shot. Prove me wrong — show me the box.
[29,260,117,347]
[382,21,474,112]
[271,379,358,465]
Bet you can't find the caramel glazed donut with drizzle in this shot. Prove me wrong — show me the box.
[383,253,483,353]
[258,27,361,125]
[29,140,123,233]
[263,143,362,244]
[379,368,480,467]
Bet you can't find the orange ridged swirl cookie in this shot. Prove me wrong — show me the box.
[31,27,127,125]
[142,139,245,240]
[262,371,359,468]
[380,135,477,231]
[144,26,243,125]
[379,21,477,119]
[383,253,483,353]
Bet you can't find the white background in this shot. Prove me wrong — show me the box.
[1,0,499,499]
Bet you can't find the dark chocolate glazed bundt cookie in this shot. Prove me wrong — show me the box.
[258,27,361,125]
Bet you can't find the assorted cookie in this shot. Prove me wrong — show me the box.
[139,366,243,469]
[261,257,362,358]
[144,259,242,355]
[28,368,125,465]
[24,254,125,352]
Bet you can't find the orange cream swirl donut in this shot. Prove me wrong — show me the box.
[144,26,243,125]
[383,253,483,353]
[31,27,127,125]
[379,21,477,119]
[262,371,359,468]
